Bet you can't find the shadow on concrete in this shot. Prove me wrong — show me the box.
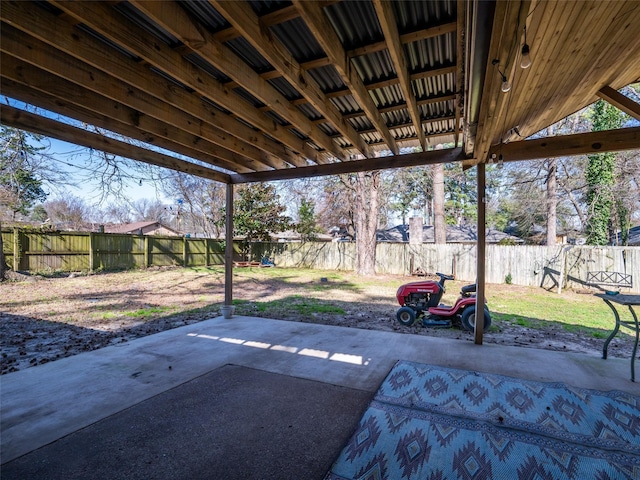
[1,364,373,480]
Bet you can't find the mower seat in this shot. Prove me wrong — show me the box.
[461,284,477,295]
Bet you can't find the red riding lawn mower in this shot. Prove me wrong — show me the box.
[395,272,492,331]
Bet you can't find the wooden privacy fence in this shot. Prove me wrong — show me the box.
[252,242,640,291]
[1,229,229,272]
[3,229,638,291]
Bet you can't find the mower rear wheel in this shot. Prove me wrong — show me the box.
[461,306,492,332]
[396,307,417,326]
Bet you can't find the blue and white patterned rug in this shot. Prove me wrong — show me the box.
[325,361,640,480]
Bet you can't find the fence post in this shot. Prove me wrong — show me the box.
[144,236,150,268]
[12,228,21,271]
[183,236,187,267]
[89,232,95,272]
[205,238,210,267]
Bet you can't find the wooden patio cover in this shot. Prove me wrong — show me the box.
[2,1,640,343]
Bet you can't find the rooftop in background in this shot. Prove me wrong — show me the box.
[378,224,522,244]
[103,221,181,236]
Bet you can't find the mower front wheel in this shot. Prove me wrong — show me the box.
[396,307,417,326]
[461,306,492,332]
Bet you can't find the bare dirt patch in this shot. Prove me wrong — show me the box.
[0,267,632,374]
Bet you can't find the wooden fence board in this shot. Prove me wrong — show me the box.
[2,229,638,291]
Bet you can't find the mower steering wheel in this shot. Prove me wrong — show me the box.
[436,272,455,281]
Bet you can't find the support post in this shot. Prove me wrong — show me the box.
[224,183,234,308]
[475,162,486,345]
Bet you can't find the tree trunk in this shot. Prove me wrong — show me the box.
[0,220,6,281]
[354,171,379,275]
[546,157,557,246]
[432,164,446,243]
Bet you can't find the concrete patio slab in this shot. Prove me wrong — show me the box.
[2,315,639,473]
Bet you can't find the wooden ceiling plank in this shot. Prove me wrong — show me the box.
[0,60,262,174]
[47,0,314,167]
[472,0,531,164]
[233,147,466,183]
[516,2,613,140]
[210,0,373,158]
[0,22,280,172]
[489,126,640,162]
[1,105,232,183]
[545,5,640,131]
[294,0,399,155]
[373,0,428,150]
[130,0,343,163]
[1,3,304,171]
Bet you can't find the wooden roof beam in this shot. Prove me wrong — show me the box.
[0,56,269,174]
[488,126,640,162]
[210,0,374,158]
[2,105,232,184]
[596,86,640,121]
[232,147,466,184]
[0,13,282,171]
[47,1,314,168]
[294,0,398,155]
[0,68,259,174]
[373,0,426,150]
[130,0,344,163]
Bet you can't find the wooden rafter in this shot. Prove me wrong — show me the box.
[597,86,640,121]
[0,72,257,174]
[0,16,281,171]
[293,0,398,155]
[1,105,232,184]
[210,0,374,158]
[373,0,426,150]
[233,148,467,183]
[488,126,640,162]
[129,0,344,162]
[46,1,315,168]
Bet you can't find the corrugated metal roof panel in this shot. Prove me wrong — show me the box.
[348,116,374,132]
[270,17,325,62]
[413,73,456,98]
[307,65,346,92]
[419,101,454,119]
[184,52,231,83]
[317,123,339,137]
[180,1,230,31]
[392,0,456,32]
[232,87,266,108]
[115,2,179,46]
[351,51,396,83]
[267,76,302,101]
[405,34,456,71]
[329,95,362,116]
[369,85,405,108]
[382,109,411,126]
[224,37,272,73]
[323,1,383,50]
[263,109,290,127]
[296,103,323,121]
[247,0,292,16]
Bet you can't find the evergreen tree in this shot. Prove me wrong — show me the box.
[233,183,292,259]
[0,127,48,220]
[296,199,322,241]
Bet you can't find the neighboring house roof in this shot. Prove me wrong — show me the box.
[270,230,333,242]
[617,225,640,246]
[103,221,181,235]
[377,224,522,244]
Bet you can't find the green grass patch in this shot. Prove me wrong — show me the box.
[233,296,344,316]
[124,306,171,318]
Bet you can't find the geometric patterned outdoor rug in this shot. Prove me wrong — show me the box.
[325,361,640,480]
